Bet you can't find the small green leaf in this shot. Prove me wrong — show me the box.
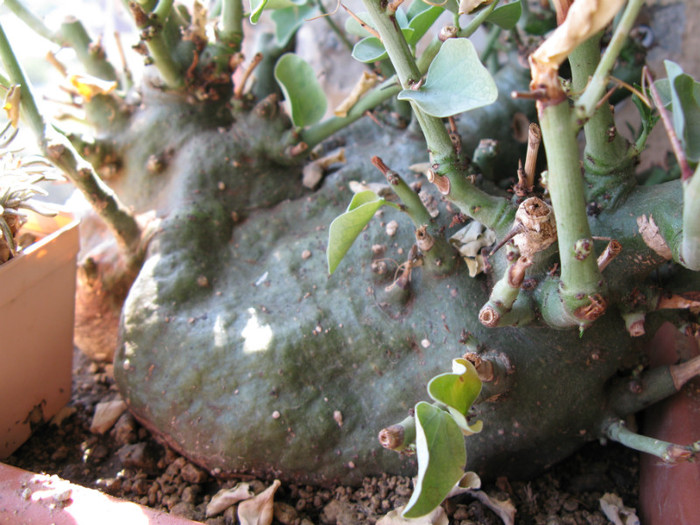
[327,191,396,274]
[352,29,415,63]
[402,402,466,519]
[663,60,700,163]
[274,53,327,127]
[428,358,483,435]
[271,5,318,47]
[407,6,444,45]
[248,0,269,24]
[248,0,306,24]
[486,1,522,30]
[344,12,376,38]
[398,38,497,117]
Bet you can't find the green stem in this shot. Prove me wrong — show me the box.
[59,18,119,82]
[300,37,443,151]
[3,0,59,44]
[218,0,244,49]
[605,420,699,463]
[129,0,183,89]
[45,137,144,266]
[360,0,511,232]
[0,22,143,265]
[480,25,501,65]
[681,166,700,270]
[0,23,46,142]
[539,100,602,305]
[569,33,628,164]
[299,77,400,150]
[458,0,499,39]
[574,0,644,122]
[316,0,353,52]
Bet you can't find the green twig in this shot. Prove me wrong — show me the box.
[59,18,119,82]
[479,245,533,327]
[153,0,174,21]
[360,0,512,233]
[605,420,699,463]
[574,0,644,122]
[458,1,499,39]
[316,0,354,52]
[3,0,59,44]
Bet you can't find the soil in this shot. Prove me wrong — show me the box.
[5,348,640,525]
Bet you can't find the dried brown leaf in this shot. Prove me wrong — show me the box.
[530,0,625,88]
[206,482,254,517]
[237,479,281,525]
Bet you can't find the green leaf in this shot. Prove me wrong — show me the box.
[248,0,306,24]
[485,1,522,30]
[344,12,377,38]
[271,5,318,47]
[352,28,415,63]
[274,53,327,127]
[398,38,497,118]
[249,0,269,24]
[428,358,483,435]
[663,60,700,163]
[402,402,466,519]
[327,191,395,274]
[407,6,445,45]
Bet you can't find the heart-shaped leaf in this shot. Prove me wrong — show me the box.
[407,5,445,45]
[428,358,483,435]
[352,28,415,63]
[486,1,522,30]
[274,53,327,127]
[402,402,466,519]
[327,191,397,274]
[271,5,318,47]
[398,38,497,117]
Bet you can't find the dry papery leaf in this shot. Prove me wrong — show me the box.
[237,479,281,525]
[377,506,448,525]
[334,71,378,117]
[205,482,254,517]
[458,0,495,16]
[529,0,625,87]
[469,490,516,525]
[599,492,640,525]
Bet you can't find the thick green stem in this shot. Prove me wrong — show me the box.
[153,0,174,21]
[218,0,244,50]
[681,166,700,270]
[605,420,699,463]
[569,34,629,164]
[360,0,511,233]
[574,0,644,121]
[569,33,633,207]
[538,100,603,313]
[59,18,119,82]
